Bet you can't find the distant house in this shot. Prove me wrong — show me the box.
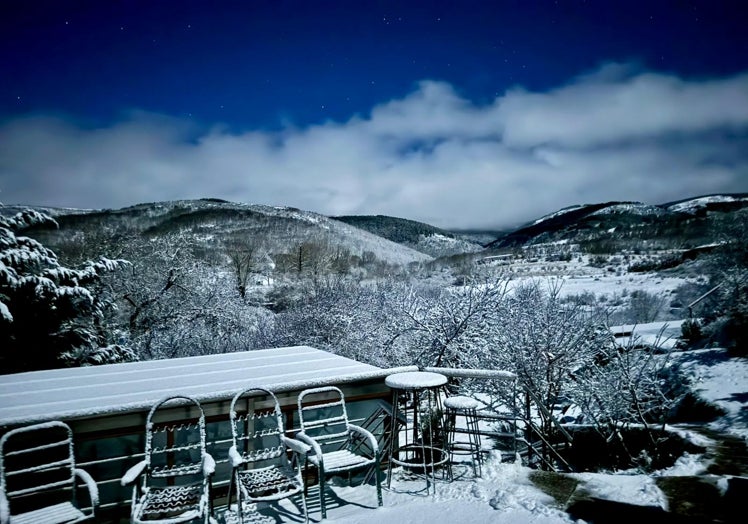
[0,346,415,520]
[476,254,514,265]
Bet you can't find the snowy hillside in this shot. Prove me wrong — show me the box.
[589,202,667,217]
[6,199,433,266]
[667,194,748,213]
[531,204,587,226]
[488,193,748,251]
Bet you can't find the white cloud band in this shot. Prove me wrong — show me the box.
[1,63,747,229]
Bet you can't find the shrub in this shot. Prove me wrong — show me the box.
[679,318,704,348]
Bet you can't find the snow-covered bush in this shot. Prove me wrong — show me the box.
[0,209,129,372]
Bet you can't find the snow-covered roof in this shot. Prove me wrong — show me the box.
[609,320,686,349]
[0,346,416,427]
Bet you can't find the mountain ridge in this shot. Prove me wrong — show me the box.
[3,192,748,259]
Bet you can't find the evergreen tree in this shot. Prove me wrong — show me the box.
[0,209,131,372]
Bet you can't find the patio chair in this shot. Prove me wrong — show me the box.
[0,421,98,524]
[121,395,215,524]
[296,386,382,519]
[227,387,309,523]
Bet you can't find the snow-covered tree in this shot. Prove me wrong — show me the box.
[0,209,131,372]
[702,208,748,354]
[464,280,612,468]
[261,276,405,367]
[106,234,268,360]
[569,328,685,469]
[393,277,509,368]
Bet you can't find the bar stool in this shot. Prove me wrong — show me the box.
[444,395,483,479]
[385,371,448,495]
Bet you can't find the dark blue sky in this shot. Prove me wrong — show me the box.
[2,1,748,228]
[3,0,746,129]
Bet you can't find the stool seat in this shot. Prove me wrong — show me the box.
[444,396,481,410]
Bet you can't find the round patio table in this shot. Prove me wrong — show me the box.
[385,371,449,495]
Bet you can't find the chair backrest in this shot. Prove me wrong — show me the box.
[297,387,351,452]
[229,387,288,469]
[0,421,78,515]
[144,396,206,483]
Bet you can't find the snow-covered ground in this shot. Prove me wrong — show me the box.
[221,345,748,524]
[678,348,748,440]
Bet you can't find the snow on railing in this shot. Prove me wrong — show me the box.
[422,367,517,380]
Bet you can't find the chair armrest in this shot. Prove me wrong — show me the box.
[74,468,100,509]
[228,445,244,468]
[121,460,147,486]
[202,452,216,476]
[348,424,379,453]
[281,435,311,456]
[295,431,323,458]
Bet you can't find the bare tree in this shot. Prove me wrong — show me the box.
[224,237,269,298]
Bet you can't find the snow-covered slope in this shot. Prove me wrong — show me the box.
[667,194,748,213]
[5,199,433,266]
[589,202,667,217]
[531,205,586,226]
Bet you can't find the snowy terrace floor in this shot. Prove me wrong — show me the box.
[216,441,744,524]
[216,453,578,524]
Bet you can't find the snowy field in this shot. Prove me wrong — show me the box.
[503,264,692,301]
[221,346,748,524]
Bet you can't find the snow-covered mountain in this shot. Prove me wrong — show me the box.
[487,194,748,251]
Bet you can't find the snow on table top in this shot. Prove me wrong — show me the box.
[385,371,447,390]
[0,346,416,427]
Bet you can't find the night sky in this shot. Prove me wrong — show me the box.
[2,1,748,228]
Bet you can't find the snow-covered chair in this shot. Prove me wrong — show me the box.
[296,386,382,519]
[121,395,215,524]
[0,421,98,524]
[227,387,309,523]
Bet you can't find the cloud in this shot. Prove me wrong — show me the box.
[1,63,748,229]
[498,68,748,148]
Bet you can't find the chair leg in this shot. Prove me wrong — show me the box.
[304,461,309,496]
[226,472,234,513]
[375,452,383,507]
[301,489,309,524]
[319,463,326,519]
[234,473,244,524]
[208,477,214,522]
